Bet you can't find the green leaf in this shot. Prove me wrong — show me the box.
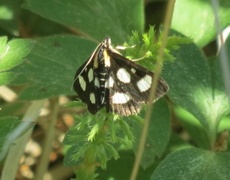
[23,0,144,43]
[166,133,192,153]
[63,143,88,166]
[219,115,230,133]
[0,37,34,72]
[97,151,133,179]
[98,151,153,180]
[172,0,230,47]
[2,35,96,99]
[151,148,230,180]
[162,38,230,147]
[132,99,171,169]
[174,106,210,149]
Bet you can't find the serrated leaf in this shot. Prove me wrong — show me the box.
[151,148,230,180]
[64,143,87,166]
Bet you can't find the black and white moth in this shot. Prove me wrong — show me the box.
[73,37,168,116]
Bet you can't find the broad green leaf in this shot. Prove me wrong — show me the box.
[23,0,144,43]
[162,39,230,147]
[0,37,34,72]
[151,148,230,180]
[98,151,153,180]
[132,99,171,169]
[172,0,230,47]
[1,35,96,99]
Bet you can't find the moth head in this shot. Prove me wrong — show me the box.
[103,37,112,49]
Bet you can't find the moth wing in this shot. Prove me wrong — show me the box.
[73,59,103,114]
[107,52,168,116]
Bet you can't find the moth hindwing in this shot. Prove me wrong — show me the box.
[73,37,169,116]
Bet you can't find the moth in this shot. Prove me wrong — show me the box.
[73,37,168,116]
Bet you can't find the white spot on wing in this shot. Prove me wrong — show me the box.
[131,68,136,74]
[79,75,86,91]
[112,92,130,104]
[90,93,96,104]
[88,68,93,82]
[94,77,100,87]
[137,75,152,92]
[105,76,114,88]
[117,68,131,83]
